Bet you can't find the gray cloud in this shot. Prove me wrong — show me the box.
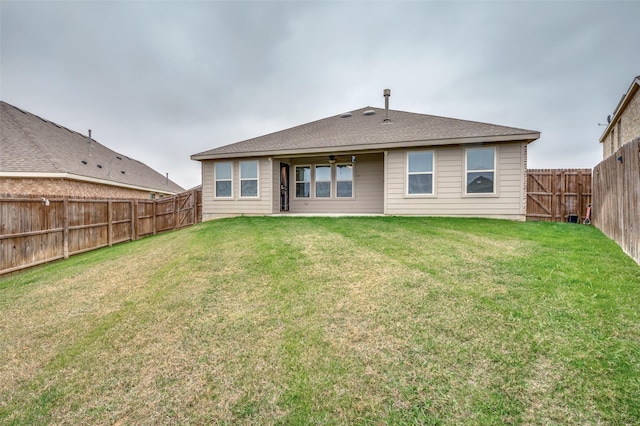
[2,1,639,188]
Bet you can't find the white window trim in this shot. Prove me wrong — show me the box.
[405,150,436,198]
[214,162,233,199]
[294,165,311,199]
[335,163,355,199]
[463,146,499,197]
[239,160,259,199]
[314,164,332,198]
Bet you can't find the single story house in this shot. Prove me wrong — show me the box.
[599,75,640,159]
[0,101,184,199]
[191,91,540,220]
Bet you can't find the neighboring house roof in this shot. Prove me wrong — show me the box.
[0,101,184,194]
[599,75,640,143]
[192,106,540,160]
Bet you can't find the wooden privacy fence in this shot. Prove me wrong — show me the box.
[592,137,640,264]
[526,169,592,222]
[0,187,202,275]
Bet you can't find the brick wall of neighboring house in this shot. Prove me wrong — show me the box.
[0,177,159,199]
[604,88,640,158]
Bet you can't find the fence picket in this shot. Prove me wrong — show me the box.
[593,137,640,264]
[0,188,202,274]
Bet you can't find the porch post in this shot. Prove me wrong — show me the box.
[383,151,389,215]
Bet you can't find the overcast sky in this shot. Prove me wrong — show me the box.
[2,1,639,190]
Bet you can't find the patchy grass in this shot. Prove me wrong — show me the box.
[0,216,638,425]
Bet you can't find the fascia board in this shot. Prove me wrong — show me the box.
[191,133,540,161]
[0,172,179,195]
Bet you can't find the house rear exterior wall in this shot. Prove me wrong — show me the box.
[603,87,640,158]
[201,157,273,220]
[200,144,528,220]
[385,143,527,220]
[0,177,158,199]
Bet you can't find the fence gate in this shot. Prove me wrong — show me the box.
[526,169,592,222]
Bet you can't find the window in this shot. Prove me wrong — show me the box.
[240,161,258,197]
[295,166,310,198]
[215,162,232,198]
[465,147,495,194]
[315,165,331,197]
[407,151,434,195]
[336,164,353,197]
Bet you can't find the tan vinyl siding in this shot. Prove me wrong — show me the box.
[201,143,526,219]
[287,153,384,214]
[386,143,526,219]
[201,158,272,219]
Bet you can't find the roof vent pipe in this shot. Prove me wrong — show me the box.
[383,89,391,123]
[88,129,92,143]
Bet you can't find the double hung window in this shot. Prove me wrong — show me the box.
[295,166,311,198]
[465,147,495,194]
[315,165,331,197]
[214,162,232,198]
[407,151,434,195]
[336,164,353,197]
[240,161,258,197]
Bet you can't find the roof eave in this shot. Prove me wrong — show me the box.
[190,133,540,161]
[0,172,181,195]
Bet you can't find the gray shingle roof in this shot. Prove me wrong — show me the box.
[192,106,539,160]
[1,101,184,193]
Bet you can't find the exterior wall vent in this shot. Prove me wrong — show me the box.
[363,109,376,116]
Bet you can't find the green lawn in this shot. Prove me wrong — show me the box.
[1,216,639,425]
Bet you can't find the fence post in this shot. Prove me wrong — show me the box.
[132,198,140,240]
[63,197,69,259]
[107,200,113,247]
[174,195,178,230]
[559,170,565,222]
[153,200,157,235]
[577,170,583,222]
[192,188,197,225]
[130,200,136,241]
[549,171,554,222]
